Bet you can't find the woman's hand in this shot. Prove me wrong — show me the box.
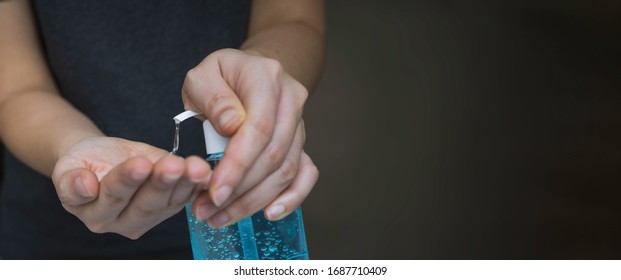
[51,137,212,239]
[182,49,319,228]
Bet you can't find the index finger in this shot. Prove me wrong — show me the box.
[83,157,152,223]
[208,76,280,207]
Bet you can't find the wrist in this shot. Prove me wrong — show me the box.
[54,130,103,163]
[240,48,267,58]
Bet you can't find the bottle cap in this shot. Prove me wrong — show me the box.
[203,120,229,154]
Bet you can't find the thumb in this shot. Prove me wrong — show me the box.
[182,64,246,137]
[54,168,99,207]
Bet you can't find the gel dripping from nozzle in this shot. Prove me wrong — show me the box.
[171,110,202,155]
[171,119,180,155]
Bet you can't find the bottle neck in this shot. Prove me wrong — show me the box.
[206,152,224,161]
[206,152,224,170]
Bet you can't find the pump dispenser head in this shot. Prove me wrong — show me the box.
[172,110,229,155]
[203,120,229,154]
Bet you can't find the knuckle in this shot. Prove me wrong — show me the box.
[209,93,236,114]
[184,67,208,93]
[85,221,108,234]
[308,164,320,180]
[184,68,199,85]
[262,57,284,77]
[124,231,145,240]
[183,68,198,89]
[251,119,274,143]
[169,196,191,210]
[265,145,287,168]
[60,203,75,213]
[228,157,250,175]
[58,195,71,206]
[293,81,309,103]
[102,189,125,205]
[280,159,299,184]
[133,203,160,217]
[215,48,236,57]
[262,57,282,70]
[304,155,319,175]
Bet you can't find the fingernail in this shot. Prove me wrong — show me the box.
[196,203,219,221]
[213,186,232,207]
[219,110,238,130]
[207,212,231,229]
[74,176,93,198]
[266,204,285,221]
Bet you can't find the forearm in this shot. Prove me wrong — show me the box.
[241,0,325,91]
[0,90,103,176]
[0,0,103,176]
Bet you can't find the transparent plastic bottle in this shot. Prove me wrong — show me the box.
[184,120,309,260]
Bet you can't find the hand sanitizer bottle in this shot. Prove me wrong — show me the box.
[181,112,309,260]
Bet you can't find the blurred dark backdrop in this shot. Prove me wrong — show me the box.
[302,0,621,259]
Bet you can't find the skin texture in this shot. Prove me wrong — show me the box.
[0,0,324,239]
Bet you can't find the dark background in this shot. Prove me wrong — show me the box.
[302,0,621,259]
[1,0,620,259]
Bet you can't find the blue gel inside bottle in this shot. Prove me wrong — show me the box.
[185,152,309,260]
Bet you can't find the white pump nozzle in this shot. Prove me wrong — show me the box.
[173,110,201,122]
[173,110,229,155]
